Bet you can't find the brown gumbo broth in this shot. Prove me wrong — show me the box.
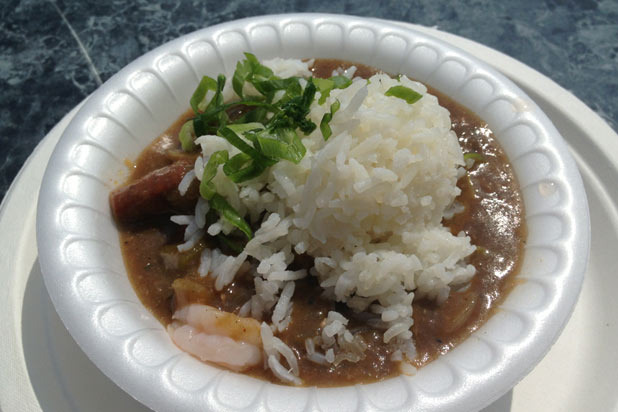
[114,59,526,385]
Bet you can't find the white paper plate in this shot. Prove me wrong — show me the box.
[34,14,590,412]
[3,18,607,412]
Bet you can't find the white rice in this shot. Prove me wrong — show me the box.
[261,322,301,384]
[194,198,209,229]
[302,311,368,366]
[170,215,192,226]
[197,248,212,277]
[212,251,247,290]
[207,222,222,236]
[178,170,195,196]
[271,281,295,332]
[177,228,203,252]
[173,57,477,384]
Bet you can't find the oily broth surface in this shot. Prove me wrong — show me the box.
[116,59,526,384]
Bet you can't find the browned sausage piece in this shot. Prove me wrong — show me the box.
[110,160,195,223]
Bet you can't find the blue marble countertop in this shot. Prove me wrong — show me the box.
[1,0,617,202]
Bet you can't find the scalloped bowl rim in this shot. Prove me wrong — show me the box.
[36,13,589,412]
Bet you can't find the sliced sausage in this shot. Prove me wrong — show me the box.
[110,160,195,223]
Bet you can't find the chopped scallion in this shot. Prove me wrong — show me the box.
[320,99,341,140]
[385,85,423,104]
[178,120,196,152]
[463,152,486,163]
[190,76,218,113]
[199,150,229,199]
[182,54,360,241]
[209,193,253,239]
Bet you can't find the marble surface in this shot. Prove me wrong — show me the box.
[1,0,617,202]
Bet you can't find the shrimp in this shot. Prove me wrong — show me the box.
[167,304,262,372]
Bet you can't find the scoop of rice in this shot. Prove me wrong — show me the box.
[178,58,476,372]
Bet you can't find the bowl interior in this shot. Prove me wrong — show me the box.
[36,13,589,412]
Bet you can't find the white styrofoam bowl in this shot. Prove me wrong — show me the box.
[36,14,589,412]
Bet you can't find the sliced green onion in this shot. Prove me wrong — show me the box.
[463,152,486,163]
[218,126,264,160]
[330,75,352,89]
[211,75,226,110]
[184,54,366,241]
[233,52,275,99]
[191,75,229,136]
[199,150,229,199]
[226,161,267,183]
[320,99,341,140]
[256,129,305,164]
[209,193,253,239]
[255,137,290,159]
[314,78,334,105]
[198,150,252,238]
[315,76,353,104]
[300,79,317,116]
[190,76,218,113]
[385,85,423,104]
[178,120,196,152]
[223,153,268,183]
[223,152,252,175]
[281,127,307,163]
[232,58,252,99]
[254,77,301,100]
[226,122,265,134]
[245,52,274,82]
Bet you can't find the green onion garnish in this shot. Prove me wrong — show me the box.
[209,193,253,239]
[315,75,352,104]
[178,120,196,152]
[182,53,355,242]
[320,100,341,141]
[385,85,423,104]
[463,152,486,163]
